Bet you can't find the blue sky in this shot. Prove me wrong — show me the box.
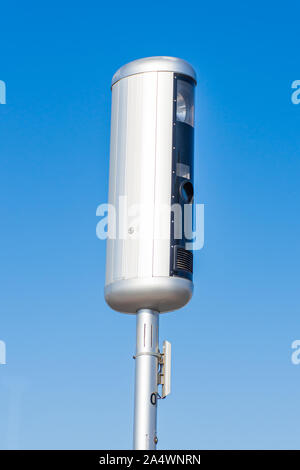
[0,0,300,449]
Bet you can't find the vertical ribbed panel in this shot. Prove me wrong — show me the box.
[136,72,157,279]
[106,71,175,286]
[153,72,173,277]
[123,74,142,279]
[105,81,119,285]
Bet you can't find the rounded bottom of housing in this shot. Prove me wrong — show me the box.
[104,276,193,314]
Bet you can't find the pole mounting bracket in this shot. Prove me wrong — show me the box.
[157,341,171,398]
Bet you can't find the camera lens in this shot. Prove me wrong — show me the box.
[180,181,194,203]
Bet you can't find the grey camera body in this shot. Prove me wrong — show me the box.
[105,57,196,314]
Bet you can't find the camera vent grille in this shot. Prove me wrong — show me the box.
[174,247,193,273]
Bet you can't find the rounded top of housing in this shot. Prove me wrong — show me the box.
[111,56,197,86]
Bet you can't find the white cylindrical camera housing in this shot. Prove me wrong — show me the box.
[105,57,196,314]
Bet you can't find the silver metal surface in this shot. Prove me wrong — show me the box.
[161,341,171,398]
[133,309,159,450]
[112,56,197,86]
[105,276,193,314]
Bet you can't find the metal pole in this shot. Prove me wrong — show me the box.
[133,309,159,450]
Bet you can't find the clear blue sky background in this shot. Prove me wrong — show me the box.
[0,0,299,450]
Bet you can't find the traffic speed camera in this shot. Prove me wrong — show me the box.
[105,57,197,314]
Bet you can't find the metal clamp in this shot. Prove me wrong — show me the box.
[133,352,161,360]
[157,341,171,398]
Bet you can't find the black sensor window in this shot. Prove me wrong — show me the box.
[180,181,194,204]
